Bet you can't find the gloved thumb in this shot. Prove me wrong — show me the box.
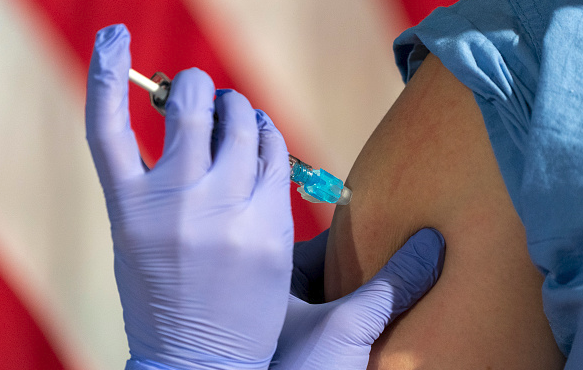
[343,228,445,344]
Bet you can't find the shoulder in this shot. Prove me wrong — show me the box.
[393,0,548,86]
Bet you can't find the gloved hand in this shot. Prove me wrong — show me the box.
[271,228,445,369]
[290,229,329,303]
[86,24,294,370]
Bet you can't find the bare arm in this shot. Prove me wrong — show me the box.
[324,54,565,369]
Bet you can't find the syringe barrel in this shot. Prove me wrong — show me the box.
[303,168,345,204]
[289,155,352,205]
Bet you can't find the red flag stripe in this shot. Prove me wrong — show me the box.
[0,268,65,370]
[398,0,458,24]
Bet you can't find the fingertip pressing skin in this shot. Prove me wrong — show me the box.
[406,229,445,273]
[351,229,446,326]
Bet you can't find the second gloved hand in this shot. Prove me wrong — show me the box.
[271,229,445,369]
[86,24,294,370]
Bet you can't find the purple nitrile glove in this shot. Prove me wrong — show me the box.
[271,228,445,369]
[86,24,293,370]
[290,229,329,303]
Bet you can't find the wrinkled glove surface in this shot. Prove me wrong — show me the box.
[272,229,445,369]
[86,24,294,370]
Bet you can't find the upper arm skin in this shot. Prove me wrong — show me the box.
[324,54,565,369]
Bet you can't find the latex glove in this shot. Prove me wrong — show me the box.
[270,228,445,369]
[86,24,294,370]
[290,229,329,303]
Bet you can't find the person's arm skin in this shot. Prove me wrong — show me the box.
[324,53,566,369]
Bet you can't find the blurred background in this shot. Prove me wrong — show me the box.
[0,0,455,369]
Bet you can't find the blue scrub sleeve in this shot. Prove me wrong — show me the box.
[394,0,540,201]
[393,0,583,358]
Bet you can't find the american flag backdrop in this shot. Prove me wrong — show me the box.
[0,0,455,368]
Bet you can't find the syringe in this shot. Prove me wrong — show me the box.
[128,68,352,205]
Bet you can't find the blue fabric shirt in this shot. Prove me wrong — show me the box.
[394,0,583,359]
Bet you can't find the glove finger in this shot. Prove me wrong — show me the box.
[252,109,294,258]
[255,110,289,193]
[211,90,259,198]
[85,24,144,191]
[253,109,291,205]
[154,68,215,186]
[290,228,329,303]
[347,228,445,341]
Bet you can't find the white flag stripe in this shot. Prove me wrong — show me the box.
[0,0,122,368]
[186,0,408,226]
[187,0,407,179]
